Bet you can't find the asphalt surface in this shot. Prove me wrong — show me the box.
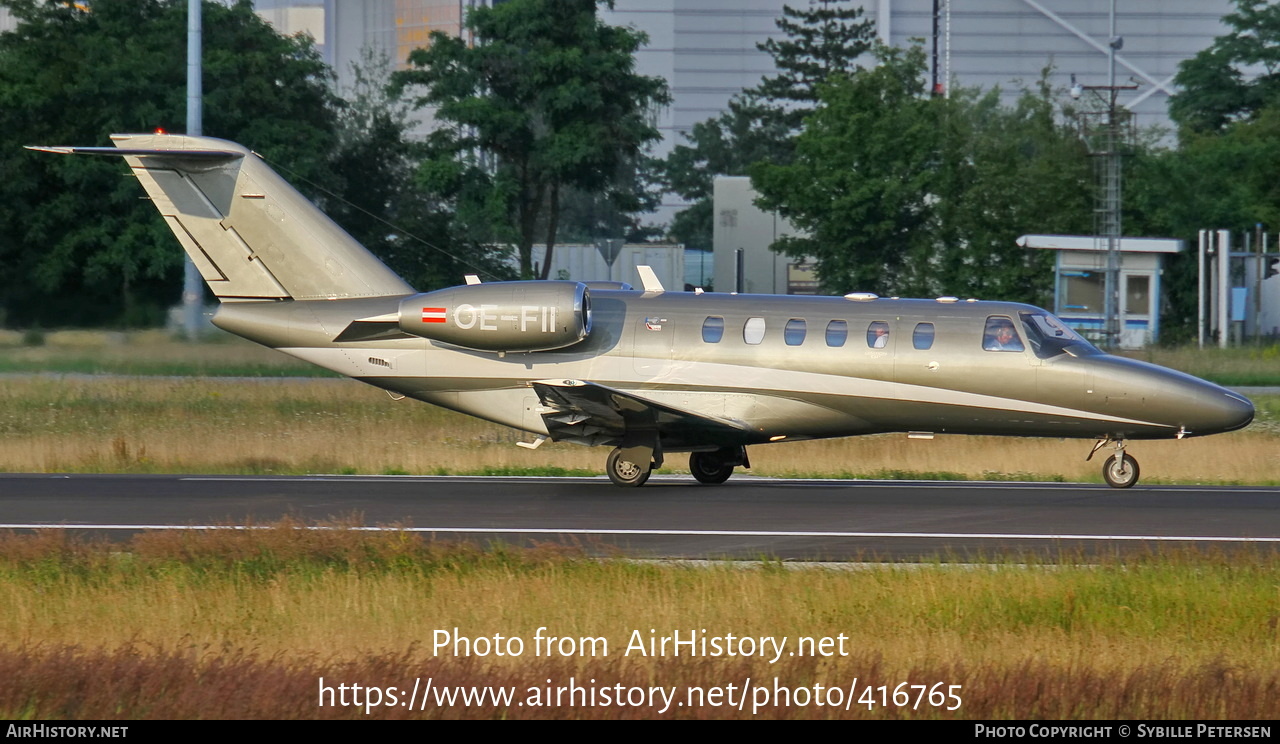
[1,473,1278,560]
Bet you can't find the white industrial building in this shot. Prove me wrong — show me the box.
[605,0,1232,170]
[0,1,1240,149]
[230,2,1235,165]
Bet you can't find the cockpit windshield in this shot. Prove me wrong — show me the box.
[1018,311,1100,359]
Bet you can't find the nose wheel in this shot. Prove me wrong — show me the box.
[1089,438,1140,488]
[1102,452,1139,488]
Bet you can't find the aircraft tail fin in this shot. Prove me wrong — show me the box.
[28,133,413,301]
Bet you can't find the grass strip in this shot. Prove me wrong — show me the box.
[1,527,1278,718]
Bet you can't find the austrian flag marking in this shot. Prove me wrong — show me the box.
[421,307,447,324]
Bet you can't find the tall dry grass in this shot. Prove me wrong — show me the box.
[0,330,320,376]
[1,528,1278,719]
[5,645,1277,719]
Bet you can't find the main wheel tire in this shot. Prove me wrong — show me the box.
[689,451,734,485]
[607,447,651,487]
[1102,453,1139,488]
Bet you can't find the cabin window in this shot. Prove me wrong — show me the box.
[784,319,806,346]
[983,316,1024,352]
[825,320,848,347]
[743,317,766,345]
[702,316,725,343]
[913,322,935,350]
[866,321,890,348]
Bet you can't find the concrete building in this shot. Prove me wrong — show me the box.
[530,243,686,291]
[228,2,1235,164]
[320,1,465,98]
[0,1,1241,146]
[252,0,325,45]
[712,177,806,296]
[604,0,1233,174]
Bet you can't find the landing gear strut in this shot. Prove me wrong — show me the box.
[688,446,748,485]
[1088,438,1140,489]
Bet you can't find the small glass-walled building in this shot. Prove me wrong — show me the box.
[1017,234,1184,349]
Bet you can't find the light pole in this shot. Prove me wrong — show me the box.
[182,0,202,340]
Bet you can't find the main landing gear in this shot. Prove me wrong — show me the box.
[689,446,749,485]
[604,445,750,487]
[606,447,652,487]
[1087,437,1140,489]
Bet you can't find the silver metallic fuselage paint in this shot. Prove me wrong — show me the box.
[213,290,1254,452]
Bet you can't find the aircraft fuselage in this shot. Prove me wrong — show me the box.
[213,289,1254,451]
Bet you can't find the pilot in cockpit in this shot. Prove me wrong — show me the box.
[984,319,1024,351]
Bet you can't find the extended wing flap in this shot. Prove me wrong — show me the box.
[531,379,750,448]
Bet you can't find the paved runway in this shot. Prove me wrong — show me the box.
[2,473,1279,560]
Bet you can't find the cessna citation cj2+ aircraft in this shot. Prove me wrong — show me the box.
[30,134,1254,488]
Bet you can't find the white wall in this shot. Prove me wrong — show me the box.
[712,176,804,295]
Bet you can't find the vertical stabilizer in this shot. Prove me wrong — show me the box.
[31,134,414,301]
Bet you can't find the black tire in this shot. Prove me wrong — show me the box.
[689,451,734,485]
[607,447,651,487]
[1102,453,1139,488]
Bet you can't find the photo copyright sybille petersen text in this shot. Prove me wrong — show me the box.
[317,627,964,715]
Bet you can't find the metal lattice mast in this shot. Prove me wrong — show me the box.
[1072,0,1134,348]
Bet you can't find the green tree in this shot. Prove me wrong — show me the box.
[663,0,875,251]
[392,0,670,280]
[750,45,936,295]
[753,46,1092,302]
[323,49,514,290]
[553,159,666,246]
[754,0,877,124]
[931,78,1092,303]
[1157,1,1280,338]
[1169,0,1280,135]
[0,0,341,326]
[663,100,794,251]
[1126,104,1280,341]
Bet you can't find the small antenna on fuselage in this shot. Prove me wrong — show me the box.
[636,265,664,293]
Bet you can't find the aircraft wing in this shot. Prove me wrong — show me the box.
[530,379,752,449]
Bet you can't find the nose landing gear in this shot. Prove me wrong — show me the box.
[1088,437,1140,488]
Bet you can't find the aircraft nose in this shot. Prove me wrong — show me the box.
[1183,386,1254,435]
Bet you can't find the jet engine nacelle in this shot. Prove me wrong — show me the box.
[398,281,591,353]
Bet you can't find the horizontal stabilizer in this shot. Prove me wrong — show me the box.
[25,145,242,162]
